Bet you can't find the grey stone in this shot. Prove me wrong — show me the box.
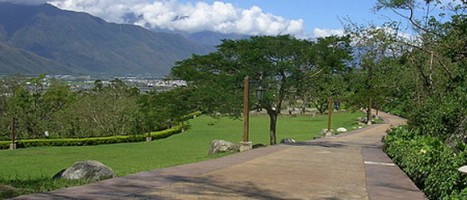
[54,160,115,181]
[458,166,467,174]
[356,117,366,122]
[336,127,348,133]
[357,122,366,126]
[321,129,334,137]
[208,139,240,155]
[320,129,329,135]
[280,138,296,144]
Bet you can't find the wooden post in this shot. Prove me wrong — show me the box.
[243,76,250,142]
[327,97,332,132]
[10,117,17,150]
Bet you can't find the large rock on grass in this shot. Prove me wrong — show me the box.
[208,139,240,155]
[53,160,115,181]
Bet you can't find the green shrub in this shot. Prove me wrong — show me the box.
[0,124,189,150]
[384,126,467,199]
[407,91,466,140]
[181,111,202,121]
[0,141,10,149]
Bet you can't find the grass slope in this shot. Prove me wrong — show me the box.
[0,112,363,197]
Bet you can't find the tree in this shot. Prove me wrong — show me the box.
[138,87,197,137]
[0,76,22,139]
[372,0,466,137]
[48,79,140,138]
[172,35,315,145]
[345,22,406,122]
[298,36,353,114]
[370,1,467,198]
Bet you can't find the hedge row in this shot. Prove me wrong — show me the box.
[0,124,189,150]
[384,126,467,200]
[181,111,202,121]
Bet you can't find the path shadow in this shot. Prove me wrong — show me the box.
[22,173,299,200]
[290,141,348,148]
[130,175,298,200]
[284,140,382,149]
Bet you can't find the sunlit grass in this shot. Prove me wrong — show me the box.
[0,111,363,198]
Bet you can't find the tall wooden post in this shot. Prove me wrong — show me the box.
[243,76,249,142]
[327,97,332,132]
[10,117,17,150]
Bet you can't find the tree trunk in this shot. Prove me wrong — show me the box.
[367,97,372,123]
[267,109,278,145]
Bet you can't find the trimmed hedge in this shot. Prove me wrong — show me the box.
[0,111,202,150]
[384,126,467,200]
[0,124,189,150]
[181,111,202,121]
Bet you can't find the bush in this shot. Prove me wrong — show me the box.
[407,94,463,140]
[384,126,467,199]
[0,124,189,150]
[181,111,202,121]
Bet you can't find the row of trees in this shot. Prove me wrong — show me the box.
[370,1,466,198]
[352,0,466,144]
[170,0,465,147]
[1,35,356,144]
[0,76,196,140]
[169,1,465,197]
[1,1,463,150]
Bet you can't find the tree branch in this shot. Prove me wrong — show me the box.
[397,39,454,82]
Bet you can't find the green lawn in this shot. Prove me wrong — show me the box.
[0,111,363,197]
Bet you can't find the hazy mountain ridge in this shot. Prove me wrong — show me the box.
[187,31,249,47]
[121,16,251,47]
[0,42,69,74]
[0,2,214,75]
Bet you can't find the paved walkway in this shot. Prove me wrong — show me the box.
[14,112,427,200]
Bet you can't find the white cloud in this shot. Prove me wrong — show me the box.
[48,0,305,36]
[312,28,344,38]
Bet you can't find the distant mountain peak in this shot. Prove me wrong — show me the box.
[0,2,214,76]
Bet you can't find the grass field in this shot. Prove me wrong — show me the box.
[0,111,363,197]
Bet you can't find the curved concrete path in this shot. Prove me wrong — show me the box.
[14,112,427,200]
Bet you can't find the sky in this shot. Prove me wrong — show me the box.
[0,0,458,38]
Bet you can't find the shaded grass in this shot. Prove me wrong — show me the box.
[0,111,363,198]
[0,178,91,199]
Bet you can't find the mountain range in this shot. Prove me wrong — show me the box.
[0,2,239,76]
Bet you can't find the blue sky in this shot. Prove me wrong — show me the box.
[175,0,405,36]
[40,0,456,38]
[198,0,386,29]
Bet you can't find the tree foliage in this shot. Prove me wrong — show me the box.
[364,0,467,198]
[298,36,353,114]
[173,35,322,144]
[0,76,193,140]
